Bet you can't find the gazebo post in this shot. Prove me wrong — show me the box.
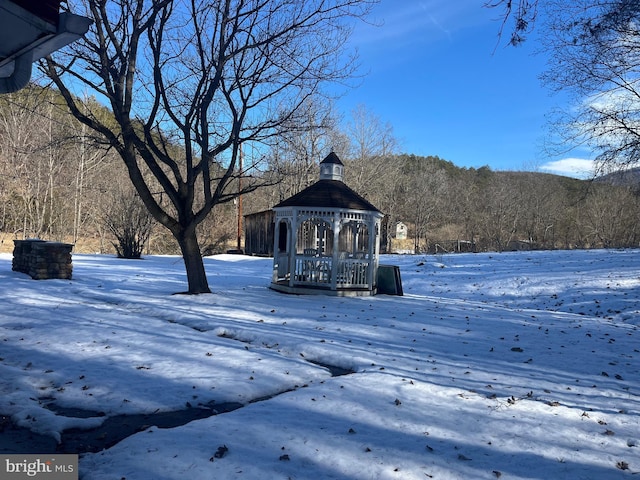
[352,224,359,255]
[368,216,379,289]
[271,219,279,284]
[288,209,298,287]
[331,213,340,290]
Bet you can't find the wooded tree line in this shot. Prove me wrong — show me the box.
[2,84,636,255]
[249,150,640,254]
[366,157,640,253]
[0,85,239,256]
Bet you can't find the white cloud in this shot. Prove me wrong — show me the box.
[540,158,596,178]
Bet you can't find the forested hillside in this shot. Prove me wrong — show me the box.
[1,85,638,255]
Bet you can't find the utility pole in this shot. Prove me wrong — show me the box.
[236,144,243,252]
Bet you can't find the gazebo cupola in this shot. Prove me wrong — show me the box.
[319,152,344,180]
[270,152,383,296]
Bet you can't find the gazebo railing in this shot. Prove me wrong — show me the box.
[295,255,332,285]
[293,254,370,289]
[336,258,370,288]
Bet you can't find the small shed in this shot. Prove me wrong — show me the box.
[270,153,383,296]
[244,209,275,256]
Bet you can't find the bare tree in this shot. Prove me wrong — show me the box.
[42,0,375,293]
[267,98,344,202]
[343,105,400,251]
[395,156,449,253]
[579,184,640,248]
[345,104,398,195]
[489,0,640,174]
[0,89,41,237]
[103,187,155,259]
[485,0,539,46]
[542,0,640,174]
[515,173,561,249]
[0,86,68,239]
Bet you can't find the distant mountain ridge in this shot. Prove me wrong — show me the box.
[595,167,640,187]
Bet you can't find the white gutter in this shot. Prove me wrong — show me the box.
[0,49,33,93]
[0,9,92,94]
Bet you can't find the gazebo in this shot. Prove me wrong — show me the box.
[270,152,383,296]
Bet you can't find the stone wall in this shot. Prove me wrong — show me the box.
[12,239,73,280]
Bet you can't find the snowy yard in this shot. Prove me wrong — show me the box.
[0,249,639,479]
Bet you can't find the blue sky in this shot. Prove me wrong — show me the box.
[336,1,595,178]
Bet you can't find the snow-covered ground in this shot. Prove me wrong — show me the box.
[1,249,639,479]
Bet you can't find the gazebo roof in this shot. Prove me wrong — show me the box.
[273,152,380,213]
[321,151,343,166]
[273,179,380,212]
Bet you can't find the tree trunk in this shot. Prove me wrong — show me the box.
[177,228,211,294]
